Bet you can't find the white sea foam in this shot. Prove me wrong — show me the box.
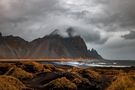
[52,60,133,68]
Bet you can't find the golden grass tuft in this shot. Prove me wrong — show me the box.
[20,61,45,73]
[72,77,82,86]
[44,64,55,71]
[0,63,14,75]
[106,73,135,90]
[54,68,65,72]
[0,75,26,90]
[81,69,102,82]
[44,77,77,90]
[5,67,33,80]
[67,67,83,73]
[44,69,52,72]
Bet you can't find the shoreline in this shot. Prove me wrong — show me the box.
[0,58,135,61]
[1,60,135,68]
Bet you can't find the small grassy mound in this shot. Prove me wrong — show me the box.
[81,69,102,81]
[70,73,92,88]
[67,67,83,73]
[106,73,135,90]
[128,70,135,76]
[54,68,65,72]
[0,63,13,75]
[79,69,103,89]
[0,75,26,90]
[19,61,45,73]
[72,77,82,86]
[42,77,77,90]
[5,67,33,80]
[44,64,55,71]
[44,69,52,72]
[65,68,103,89]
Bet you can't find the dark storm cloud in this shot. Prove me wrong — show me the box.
[66,0,135,33]
[0,0,109,44]
[101,39,135,60]
[0,0,67,40]
[83,33,108,44]
[103,0,135,31]
[65,26,109,44]
[78,29,108,44]
[0,0,135,39]
[121,31,135,40]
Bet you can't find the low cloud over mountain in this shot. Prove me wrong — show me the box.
[0,0,135,59]
[121,31,135,40]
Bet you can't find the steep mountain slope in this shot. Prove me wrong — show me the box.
[29,34,89,59]
[0,33,29,58]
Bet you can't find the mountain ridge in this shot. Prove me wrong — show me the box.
[0,30,103,59]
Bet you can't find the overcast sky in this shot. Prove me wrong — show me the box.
[0,0,135,60]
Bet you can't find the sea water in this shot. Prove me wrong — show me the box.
[41,59,135,68]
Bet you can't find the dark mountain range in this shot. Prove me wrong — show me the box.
[0,29,103,59]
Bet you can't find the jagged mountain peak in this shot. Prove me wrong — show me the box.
[91,48,97,52]
[0,31,103,59]
[88,48,103,59]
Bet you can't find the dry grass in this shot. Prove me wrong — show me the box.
[0,75,26,90]
[72,78,82,85]
[106,73,135,90]
[67,67,83,73]
[5,67,33,80]
[54,68,65,72]
[1,62,135,90]
[44,64,55,71]
[79,69,102,82]
[0,63,14,75]
[43,77,77,90]
[44,69,52,72]
[128,70,135,76]
[19,61,45,73]
[86,70,101,81]
[93,68,124,76]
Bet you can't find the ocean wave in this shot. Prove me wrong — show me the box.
[52,60,132,68]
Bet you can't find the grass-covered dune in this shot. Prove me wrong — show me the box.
[0,61,135,90]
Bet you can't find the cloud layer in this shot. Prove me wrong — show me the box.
[0,0,135,59]
[121,31,135,39]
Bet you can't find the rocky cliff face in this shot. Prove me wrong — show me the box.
[0,30,103,59]
[0,33,29,58]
